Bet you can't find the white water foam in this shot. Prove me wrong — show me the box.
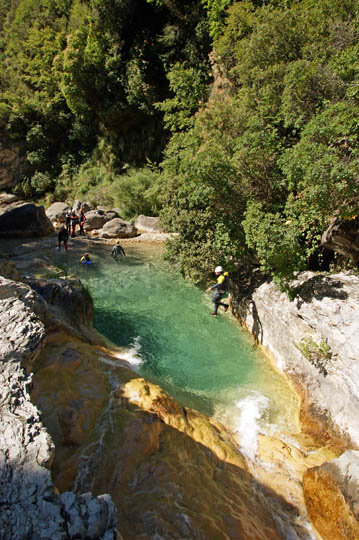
[116,336,144,368]
[233,391,270,462]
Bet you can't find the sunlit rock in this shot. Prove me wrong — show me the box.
[46,201,71,222]
[231,269,359,450]
[0,276,118,539]
[101,217,137,238]
[303,450,359,539]
[134,214,165,233]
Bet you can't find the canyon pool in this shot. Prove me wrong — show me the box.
[54,242,299,458]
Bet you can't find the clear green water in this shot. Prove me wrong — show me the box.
[54,243,299,455]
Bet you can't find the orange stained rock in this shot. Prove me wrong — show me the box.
[304,467,359,540]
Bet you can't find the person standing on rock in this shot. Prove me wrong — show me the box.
[71,211,79,237]
[111,241,126,260]
[65,211,71,234]
[206,266,229,316]
[57,225,69,251]
[79,208,86,236]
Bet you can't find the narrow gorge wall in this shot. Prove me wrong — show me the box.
[0,275,118,540]
[230,269,359,448]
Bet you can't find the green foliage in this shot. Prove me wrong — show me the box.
[243,201,307,285]
[106,166,162,219]
[2,0,359,287]
[156,62,210,132]
[201,0,233,40]
[0,0,211,198]
[296,336,332,376]
[159,0,359,284]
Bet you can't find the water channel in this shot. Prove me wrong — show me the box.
[55,242,299,460]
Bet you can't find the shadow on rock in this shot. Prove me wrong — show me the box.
[293,275,348,307]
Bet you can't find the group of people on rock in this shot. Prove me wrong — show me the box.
[65,209,86,237]
[57,208,87,251]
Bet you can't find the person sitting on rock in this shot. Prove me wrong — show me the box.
[111,241,126,260]
[57,225,69,251]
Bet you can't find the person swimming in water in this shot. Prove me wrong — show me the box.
[111,241,126,261]
[80,253,92,264]
[206,265,229,316]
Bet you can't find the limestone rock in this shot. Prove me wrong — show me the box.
[23,277,95,341]
[303,450,359,539]
[101,217,137,238]
[134,214,165,233]
[0,276,118,539]
[72,200,91,213]
[0,203,54,237]
[83,210,115,231]
[0,192,18,206]
[322,217,359,263]
[231,269,359,447]
[46,201,71,222]
[33,342,314,540]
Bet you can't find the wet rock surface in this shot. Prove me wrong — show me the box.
[0,276,118,539]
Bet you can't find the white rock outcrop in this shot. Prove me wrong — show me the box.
[0,276,118,539]
[231,270,359,445]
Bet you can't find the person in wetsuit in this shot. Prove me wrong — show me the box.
[79,208,86,236]
[206,265,229,316]
[65,212,71,234]
[71,212,79,237]
[80,253,92,264]
[57,225,69,251]
[111,241,126,260]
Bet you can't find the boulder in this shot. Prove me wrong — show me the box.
[134,215,165,233]
[303,450,359,539]
[23,277,94,338]
[0,203,54,237]
[46,201,71,223]
[84,210,115,231]
[321,217,359,264]
[72,200,91,213]
[101,218,137,238]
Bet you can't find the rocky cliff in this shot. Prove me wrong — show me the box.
[0,275,118,539]
[230,268,359,539]
[230,269,359,447]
